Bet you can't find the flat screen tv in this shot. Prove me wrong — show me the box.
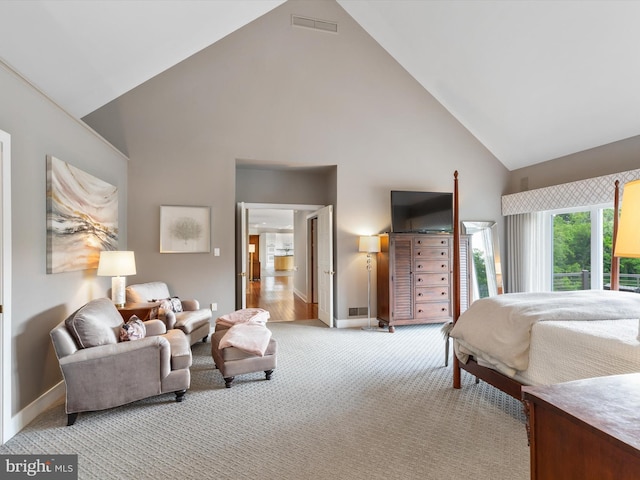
[390,190,453,234]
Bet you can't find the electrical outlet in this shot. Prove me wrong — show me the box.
[210,303,218,312]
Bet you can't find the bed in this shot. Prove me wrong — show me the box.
[449,174,640,399]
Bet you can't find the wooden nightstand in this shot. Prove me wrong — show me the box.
[523,373,640,480]
[117,302,160,322]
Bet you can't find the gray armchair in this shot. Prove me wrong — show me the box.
[50,298,192,425]
[126,281,211,346]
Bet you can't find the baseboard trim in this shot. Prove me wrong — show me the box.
[6,381,64,442]
[293,288,307,303]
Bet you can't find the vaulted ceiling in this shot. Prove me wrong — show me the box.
[1,0,639,171]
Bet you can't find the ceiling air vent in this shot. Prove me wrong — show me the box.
[291,15,338,33]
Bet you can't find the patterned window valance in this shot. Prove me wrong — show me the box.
[502,168,640,216]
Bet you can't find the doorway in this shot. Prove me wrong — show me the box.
[234,162,336,324]
[244,205,319,321]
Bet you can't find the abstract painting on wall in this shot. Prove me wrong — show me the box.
[46,155,118,273]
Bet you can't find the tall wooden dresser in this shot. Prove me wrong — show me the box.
[376,233,470,332]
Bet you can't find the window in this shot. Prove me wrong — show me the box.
[549,205,640,291]
[502,168,640,293]
[552,210,593,291]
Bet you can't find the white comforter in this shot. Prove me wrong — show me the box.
[518,319,640,385]
[450,290,640,377]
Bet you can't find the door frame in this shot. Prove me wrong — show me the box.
[308,216,318,304]
[237,203,324,310]
[308,205,333,327]
[236,202,248,309]
[0,130,12,444]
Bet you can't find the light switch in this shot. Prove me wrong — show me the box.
[214,248,220,256]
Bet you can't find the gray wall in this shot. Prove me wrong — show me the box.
[0,62,129,414]
[83,0,508,321]
[236,165,335,205]
[507,134,640,193]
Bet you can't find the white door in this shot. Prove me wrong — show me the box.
[236,202,248,309]
[0,130,11,445]
[316,205,333,327]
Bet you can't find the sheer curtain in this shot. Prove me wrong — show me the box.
[506,212,551,293]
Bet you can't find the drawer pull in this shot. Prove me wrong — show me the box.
[441,264,446,268]
[417,251,422,256]
[418,292,423,297]
[418,309,423,313]
[441,307,446,312]
[418,264,423,269]
[441,252,446,256]
[441,277,446,281]
[417,278,423,282]
[441,292,446,296]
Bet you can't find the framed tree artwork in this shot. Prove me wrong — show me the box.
[160,205,211,253]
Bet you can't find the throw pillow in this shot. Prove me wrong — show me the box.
[119,315,146,341]
[153,296,183,320]
[168,296,183,313]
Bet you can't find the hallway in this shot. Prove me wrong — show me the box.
[246,274,318,321]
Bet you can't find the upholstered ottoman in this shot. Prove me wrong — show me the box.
[210,329,277,388]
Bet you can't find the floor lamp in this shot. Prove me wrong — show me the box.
[359,235,381,331]
[613,179,640,340]
[248,243,255,282]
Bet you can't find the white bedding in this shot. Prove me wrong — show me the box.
[515,319,640,385]
[451,290,640,386]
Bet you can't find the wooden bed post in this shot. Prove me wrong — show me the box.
[448,169,532,400]
[611,180,620,291]
[453,171,461,389]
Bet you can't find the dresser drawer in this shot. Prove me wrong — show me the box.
[415,302,450,318]
[414,248,449,260]
[415,259,449,273]
[414,237,449,248]
[415,273,449,286]
[416,286,449,302]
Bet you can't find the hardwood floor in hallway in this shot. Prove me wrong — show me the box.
[246,275,318,321]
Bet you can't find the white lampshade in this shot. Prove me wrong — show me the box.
[614,179,640,258]
[248,244,256,253]
[97,251,136,308]
[97,251,137,276]
[359,235,380,253]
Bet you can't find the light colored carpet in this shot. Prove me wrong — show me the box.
[0,321,529,479]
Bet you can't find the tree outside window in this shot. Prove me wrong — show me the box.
[552,207,640,291]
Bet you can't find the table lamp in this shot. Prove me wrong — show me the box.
[97,251,136,307]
